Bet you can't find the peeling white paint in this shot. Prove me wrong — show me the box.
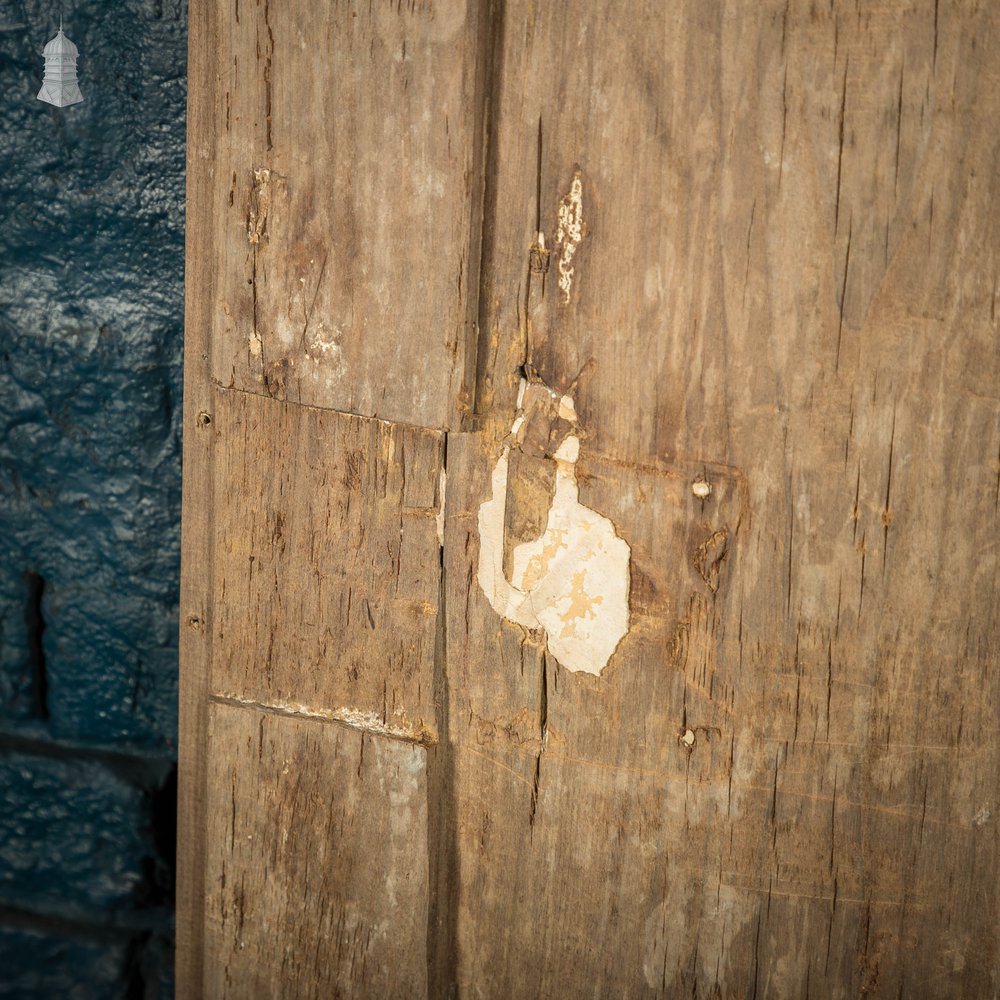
[555,172,584,304]
[436,468,447,546]
[332,706,419,740]
[476,379,630,675]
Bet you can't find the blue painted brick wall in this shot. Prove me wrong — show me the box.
[0,926,136,1000]
[0,0,186,995]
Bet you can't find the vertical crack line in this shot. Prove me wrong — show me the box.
[932,0,940,72]
[779,63,788,191]
[426,432,458,998]
[785,468,794,616]
[251,243,259,367]
[825,641,834,741]
[23,571,48,721]
[534,115,543,237]
[834,56,849,236]
[529,649,548,834]
[262,0,274,151]
[835,214,853,374]
[858,532,866,617]
[994,429,1000,512]
[539,648,548,744]
[522,115,544,368]
[529,752,541,832]
[852,461,861,544]
[467,0,507,427]
[894,58,904,198]
[882,405,896,572]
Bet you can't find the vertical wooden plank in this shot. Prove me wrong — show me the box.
[209,0,484,428]
[204,701,429,998]
[184,344,446,994]
[209,389,443,737]
[180,2,479,994]
[446,0,1000,995]
[176,0,220,993]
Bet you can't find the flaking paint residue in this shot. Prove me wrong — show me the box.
[247,167,273,244]
[436,467,447,546]
[215,693,433,744]
[477,378,630,675]
[556,171,584,303]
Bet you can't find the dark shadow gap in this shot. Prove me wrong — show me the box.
[22,570,48,721]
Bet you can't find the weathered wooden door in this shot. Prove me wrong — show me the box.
[178,1,1000,996]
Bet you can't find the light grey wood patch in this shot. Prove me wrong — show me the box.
[203,700,429,999]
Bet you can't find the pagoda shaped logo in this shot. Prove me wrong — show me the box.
[37,20,83,108]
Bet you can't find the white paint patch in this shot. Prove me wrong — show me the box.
[415,170,446,200]
[216,693,429,743]
[304,322,342,357]
[302,322,346,385]
[476,380,630,676]
[555,172,584,304]
[436,468,447,546]
[691,477,712,499]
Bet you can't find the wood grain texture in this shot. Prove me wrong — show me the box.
[210,388,443,738]
[449,0,1000,996]
[176,0,220,993]
[207,0,485,428]
[443,431,750,996]
[180,0,1000,995]
[203,700,429,999]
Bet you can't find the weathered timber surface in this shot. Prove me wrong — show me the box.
[451,1,1000,996]
[443,433,750,995]
[177,0,220,992]
[208,0,485,428]
[181,0,1000,997]
[203,700,429,999]
[210,388,443,737]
